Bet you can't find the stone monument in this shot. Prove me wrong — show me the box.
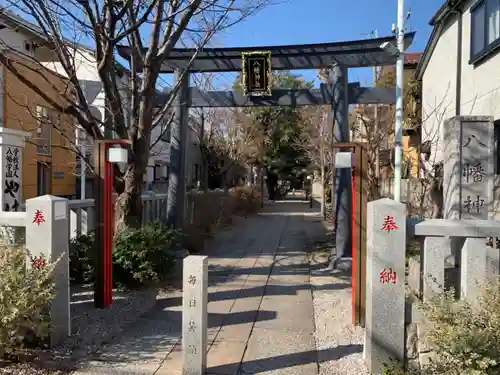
[182,255,208,374]
[25,195,71,346]
[364,198,406,374]
[442,116,494,220]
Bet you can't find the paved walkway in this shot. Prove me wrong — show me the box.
[71,197,360,375]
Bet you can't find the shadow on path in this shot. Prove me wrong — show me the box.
[205,344,364,374]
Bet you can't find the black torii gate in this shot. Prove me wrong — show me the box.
[117,32,415,264]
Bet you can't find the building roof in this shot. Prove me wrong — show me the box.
[0,9,94,53]
[415,0,465,80]
[405,52,423,66]
[117,33,416,73]
[0,9,130,76]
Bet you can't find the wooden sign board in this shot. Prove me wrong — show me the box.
[241,51,272,97]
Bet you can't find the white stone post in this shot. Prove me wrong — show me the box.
[422,236,449,301]
[364,198,406,374]
[25,195,71,347]
[182,255,208,374]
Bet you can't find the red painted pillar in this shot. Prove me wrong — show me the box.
[103,143,114,307]
[351,164,357,326]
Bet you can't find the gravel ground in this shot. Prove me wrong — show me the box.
[306,216,369,375]
[0,219,246,375]
[0,278,182,374]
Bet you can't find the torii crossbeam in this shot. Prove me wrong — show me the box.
[153,83,397,107]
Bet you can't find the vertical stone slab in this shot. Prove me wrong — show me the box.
[70,208,80,238]
[461,117,494,219]
[443,116,494,220]
[460,237,487,304]
[25,195,70,347]
[81,206,92,234]
[422,236,449,301]
[486,245,500,283]
[442,117,462,220]
[183,255,208,374]
[364,198,406,374]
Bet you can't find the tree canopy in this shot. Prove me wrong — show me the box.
[237,71,313,183]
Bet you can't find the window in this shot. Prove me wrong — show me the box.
[488,0,500,43]
[36,106,52,156]
[154,163,162,181]
[37,162,52,196]
[160,120,171,142]
[471,0,500,62]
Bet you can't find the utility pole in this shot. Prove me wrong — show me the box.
[372,30,380,183]
[394,0,405,202]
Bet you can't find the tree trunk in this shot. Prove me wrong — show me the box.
[114,158,148,234]
[320,148,326,218]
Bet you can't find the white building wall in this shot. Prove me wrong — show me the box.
[422,0,500,164]
[460,0,500,118]
[0,27,37,58]
[421,0,500,217]
[421,17,458,164]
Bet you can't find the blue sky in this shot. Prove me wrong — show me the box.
[10,0,442,90]
[208,0,441,89]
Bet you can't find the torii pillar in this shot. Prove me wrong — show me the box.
[166,70,190,229]
[330,63,352,267]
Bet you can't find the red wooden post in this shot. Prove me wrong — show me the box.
[351,163,357,326]
[94,140,130,309]
[103,142,114,307]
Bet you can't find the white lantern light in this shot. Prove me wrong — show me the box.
[108,146,128,164]
[334,151,354,169]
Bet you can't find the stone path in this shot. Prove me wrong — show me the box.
[71,197,365,375]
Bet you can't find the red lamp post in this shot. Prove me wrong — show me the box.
[93,140,130,309]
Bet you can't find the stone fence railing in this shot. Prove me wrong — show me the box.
[10,189,231,239]
[364,198,500,374]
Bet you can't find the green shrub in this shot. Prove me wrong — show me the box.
[0,245,56,358]
[69,231,95,284]
[382,361,407,375]
[232,185,261,215]
[69,222,181,288]
[113,222,181,287]
[416,280,500,375]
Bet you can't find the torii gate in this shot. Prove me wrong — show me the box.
[117,32,414,281]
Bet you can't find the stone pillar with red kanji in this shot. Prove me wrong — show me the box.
[364,198,406,374]
[25,195,70,347]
